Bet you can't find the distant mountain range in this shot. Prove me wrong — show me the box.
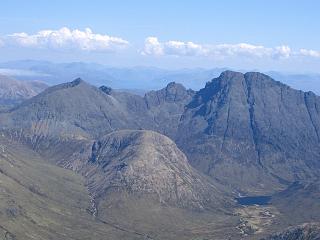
[1,60,319,94]
[0,74,47,110]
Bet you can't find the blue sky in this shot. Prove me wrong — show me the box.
[0,0,320,72]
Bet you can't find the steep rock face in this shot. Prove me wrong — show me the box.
[177,71,320,193]
[144,82,195,138]
[145,82,194,106]
[262,223,320,240]
[64,130,228,210]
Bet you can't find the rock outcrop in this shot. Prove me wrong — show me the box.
[262,223,320,240]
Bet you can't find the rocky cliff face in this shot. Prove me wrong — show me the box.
[176,71,320,193]
[144,82,195,138]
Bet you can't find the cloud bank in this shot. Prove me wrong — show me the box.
[299,49,320,58]
[4,27,129,52]
[142,37,320,60]
[142,37,292,59]
[0,28,319,61]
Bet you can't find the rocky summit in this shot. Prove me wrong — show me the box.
[177,71,320,194]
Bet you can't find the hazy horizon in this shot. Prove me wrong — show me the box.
[1,58,320,75]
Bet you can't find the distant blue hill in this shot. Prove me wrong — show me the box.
[0,60,319,95]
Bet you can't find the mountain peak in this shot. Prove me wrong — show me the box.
[210,71,283,88]
[244,71,287,89]
[200,70,289,99]
[39,78,90,95]
[165,81,185,89]
[145,81,194,107]
[82,130,227,210]
[99,85,112,95]
[179,70,320,193]
[201,70,245,92]
[66,77,90,88]
[71,77,85,86]
[219,70,244,79]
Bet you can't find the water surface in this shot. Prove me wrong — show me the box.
[236,196,272,206]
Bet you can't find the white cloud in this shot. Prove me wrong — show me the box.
[299,48,320,58]
[141,37,293,59]
[5,27,129,52]
[142,37,164,56]
[142,37,206,56]
[1,29,320,61]
[274,45,291,59]
[164,40,206,56]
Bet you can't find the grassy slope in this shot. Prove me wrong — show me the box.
[98,191,241,240]
[0,133,243,240]
[0,135,142,240]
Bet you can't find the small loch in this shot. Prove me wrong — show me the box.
[235,196,272,206]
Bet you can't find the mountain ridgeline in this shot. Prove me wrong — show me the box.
[2,71,319,193]
[178,71,320,193]
[0,70,319,240]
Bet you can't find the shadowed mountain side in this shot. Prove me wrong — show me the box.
[271,180,320,225]
[143,82,195,138]
[176,71,320,194]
